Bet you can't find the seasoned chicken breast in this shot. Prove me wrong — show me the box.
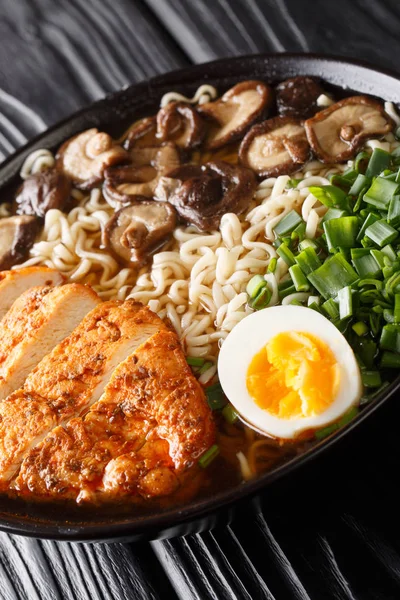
[0,301,168,484]
[15,330,215,502]
[0,283,100,401]
[0,267,64,320]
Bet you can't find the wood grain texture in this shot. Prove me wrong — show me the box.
[1,0,400,599]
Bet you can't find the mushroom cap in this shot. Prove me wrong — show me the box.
[56,128,129,189]
[123,117,158,150]
[0,215,38,270]
[305,96,395,163]
[239,116,310,178]
[276,76,325,119]
[165,161,256,231]
[103,142,181,206]
[198,80,272,150]
[103,199,177,266]
[156,102,206,149]
[14,168,71,218]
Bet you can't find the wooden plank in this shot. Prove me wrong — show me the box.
[0,0,188,124]
[144,0,400,72]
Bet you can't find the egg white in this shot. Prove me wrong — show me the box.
[217,305,362,439]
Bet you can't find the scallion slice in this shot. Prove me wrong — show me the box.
[380,324,400,353]
[349,173,370,196]
[356,212,380,241]
[388,194,400,227]
[352,321,368,336]
[249,285,272,310]
[364,177,399,209]
[276,243,296,266]
[321,298,340,320]
[354,150,371,174]
[307,253,359,299]
[362,370,382,388]
[295,246,321,276]
[380,351,400,368]
[199,444,220,468]
[273,210,303,237]
[187,357,205,367]
[323,216,359,252]
[289,264,310,292]
[365,148,391,177]
[222,404,239,425]
[394,293,400,324]
[337,286,353,319]
[246,274,267,299]
[206,383,227,410]
[268,257,277,273]
[365,219,398,247]
[309,185,349,210]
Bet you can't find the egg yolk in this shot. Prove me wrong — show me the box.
[246,331,341,419]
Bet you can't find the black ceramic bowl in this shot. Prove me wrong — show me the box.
[1,53,400,543]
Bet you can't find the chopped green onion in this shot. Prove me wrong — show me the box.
[308,253,359,299]
[323,216,359,252]
[394,294,400,324]
[364,177,399,209]
[388,194,400,227]
[315,422,339,440]
[268,257,277,273]
[365,148,391,177]
[222,404,239,425]
[382,244,397,261]
[380,351,400,368]
[362,370,382,388]
[286,178,301,189]
[383,308,395,324]
[329,174,353,191]
[337,286,353,319]
[349,173,370,196]
[337,406,359,427]
[276,243,296,266]
[385,271,400,296]
[289,264,310,292]
[352,321,368,336]
[365,219,398,247]
[298,238,318,251]
[295,247,321,276]
[358,278,383,290]
[352,251,381,278]
[246,274,267,299]
[321,208,348,223]
[199,361,213,375]
[206,383,227,410]
[354,150,371,174]
[278,283,296,300]
[356,212,380,241]
[273,210,303,237]
[187,357,205,367]
[321,298,340,320]
[370,249,386,269]
[380,324,400,352]
[360,381,390,405]
[249,285,272,310]
[309,185,349,210]
[199,444,220,468]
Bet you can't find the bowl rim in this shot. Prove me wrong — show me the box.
[1,51,400,541]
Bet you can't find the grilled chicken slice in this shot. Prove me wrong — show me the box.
[0,267,64,320]
[0,283,100,401]
[15,330,215,502]
[0,301,168,484]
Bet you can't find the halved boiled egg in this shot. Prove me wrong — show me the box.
[218,305,362,439]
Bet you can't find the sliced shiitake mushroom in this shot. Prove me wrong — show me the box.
[0,215,38,270]
[123,117,158,150]
[56,128,128,189]
[276,76,325,119]
[103,142,181,207]
[162,161,256,231]
[239,116,310,178]
[14,168,71,218]
[305,96,394,163]
[198,81,272,150]
[156,102,206,149]
[103,199,177,265]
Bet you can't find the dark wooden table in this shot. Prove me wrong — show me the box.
[2,1,400,598]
